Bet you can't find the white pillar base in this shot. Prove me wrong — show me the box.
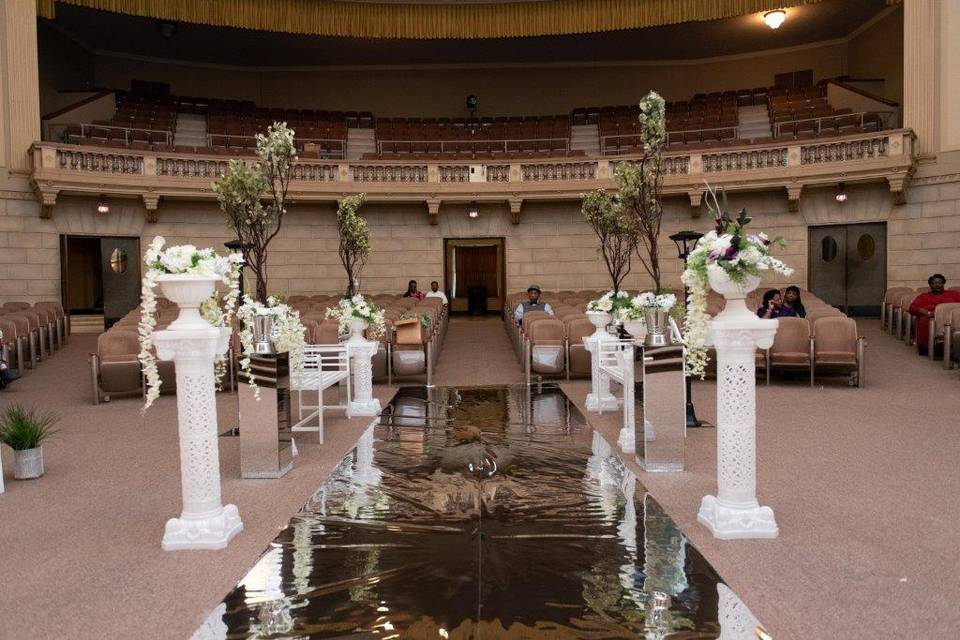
[162,504,244,551]
[618,424,635,454]
[697,495,778,540]
[586,392,619,412]
[347,398,382,418]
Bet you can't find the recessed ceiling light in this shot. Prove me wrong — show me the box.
[763,9,786,29]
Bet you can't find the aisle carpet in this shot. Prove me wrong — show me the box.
[431,315,525,386]
[0,335,396,640]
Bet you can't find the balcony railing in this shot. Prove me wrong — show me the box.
[29,128,915,219]
[376,137,570,155]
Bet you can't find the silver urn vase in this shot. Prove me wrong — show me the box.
[252,314,276,354]
[644,308,670,347]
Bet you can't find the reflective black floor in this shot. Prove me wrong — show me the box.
[198,386,749,639]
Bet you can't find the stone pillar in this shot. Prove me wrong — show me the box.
[0,0,42,173]
[903,0,938,157]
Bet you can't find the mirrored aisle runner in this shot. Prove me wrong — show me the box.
[195,387,758,639]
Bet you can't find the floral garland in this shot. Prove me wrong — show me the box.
[325,295,386,339]
[236,296,307,400]
[681,184,794,378]
[138,236,243,411]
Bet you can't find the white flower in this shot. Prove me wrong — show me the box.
[615,290,629,299]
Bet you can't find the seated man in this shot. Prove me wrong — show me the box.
[425,280,448,305]
[513,285,554,324]
[909,273,960,355]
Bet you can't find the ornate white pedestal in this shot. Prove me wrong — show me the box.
[697,270,779,540]
[154,274,243,551]
[584,312,618,412]
[347,322,381,417]
[718,583,762,640]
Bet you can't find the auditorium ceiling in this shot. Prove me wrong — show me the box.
[44,0,892,67]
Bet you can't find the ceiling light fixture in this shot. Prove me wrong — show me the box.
[97,194,110,215]
[763,9,786,29]
[835,183,847,203]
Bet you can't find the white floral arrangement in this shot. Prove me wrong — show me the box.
[585,290,631,315]
[138,236,242,411]
[324,295,386,339]
[236,296,307,400]
[681,185,793,377]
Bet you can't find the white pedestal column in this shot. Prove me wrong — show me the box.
[718,583,762,640]
[697,271,778,540]
[584,312,618,412]
[153,275,243,551]
[347,330,381,417]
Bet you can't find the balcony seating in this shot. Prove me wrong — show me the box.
[374,115,573,160]
[768,83,884,140]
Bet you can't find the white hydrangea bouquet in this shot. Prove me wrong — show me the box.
[324,294,386,339]
[139,236,242,410]
[620,291,677,320]
[236,296,307,399]
[681,185,793,377]
[585,290,632,315]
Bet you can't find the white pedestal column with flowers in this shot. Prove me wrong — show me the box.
[681,193,793,541]
[584,309,619,412]
[347,325,380,417]
[697,270,778,539]
[329,298,384,418]
[153,274,243,551]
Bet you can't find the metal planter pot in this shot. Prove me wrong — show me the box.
[13,447,44,479]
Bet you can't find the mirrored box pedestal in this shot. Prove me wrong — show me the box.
[239,353,294,479]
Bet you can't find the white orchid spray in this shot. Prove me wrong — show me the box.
[138,236,242,411]
[681,184,794,377]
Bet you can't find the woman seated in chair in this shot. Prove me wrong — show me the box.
[402,279,425,301]
[909,273,960,356]
[757,289,783,319]
[780,286,807,318]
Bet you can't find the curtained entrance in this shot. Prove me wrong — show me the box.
[444,238,505,314]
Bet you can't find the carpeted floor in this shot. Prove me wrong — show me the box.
[1,319,958,639]
[563,319,960,640]
[0,335,397,640]
[432,315,525,386]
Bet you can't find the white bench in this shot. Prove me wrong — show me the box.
[291,345,351,443]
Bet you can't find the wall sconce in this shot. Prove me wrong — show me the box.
[97,194,110,216]
[835,183,847,203]
[467,204,479,219]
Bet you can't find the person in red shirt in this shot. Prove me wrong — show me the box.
[909,273,960,355]
[402,279,425,301]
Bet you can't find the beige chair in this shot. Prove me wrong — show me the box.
[565,317,595,379]
[92,329,143,404]
[881,287,912,333]
[895,290,923,343]
[769,317,813,385]
[812,317,864,387]
[1,312,39,367]
[927,303,960,361]
[525,317,566,385]
[942,307,960,369]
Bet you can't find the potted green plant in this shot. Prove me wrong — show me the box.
[0,404,59,479]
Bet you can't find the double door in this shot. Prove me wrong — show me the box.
[808,223,886,316]
[61,235,141,328]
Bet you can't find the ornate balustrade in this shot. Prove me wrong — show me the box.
[30,129,915,223]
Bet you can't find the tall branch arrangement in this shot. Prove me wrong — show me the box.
[581,91,667,292]
[336,194,369,297]
[213,122,296,303]
[580,189,639,293]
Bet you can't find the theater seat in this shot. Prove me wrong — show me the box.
[812,317,864,387]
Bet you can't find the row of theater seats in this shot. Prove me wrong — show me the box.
[599,94,740,150]
[881,287,960,370]
[733,288,864,386]
[502,287,864,387]
[768,84,884,139]
[91,294,448,404]
[0,302,69,378]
